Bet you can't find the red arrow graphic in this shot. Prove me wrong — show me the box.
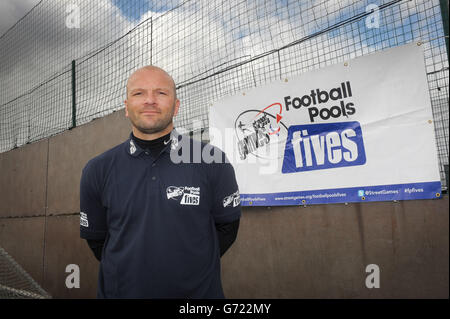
[255,102,283,119]
[276,113,282,123]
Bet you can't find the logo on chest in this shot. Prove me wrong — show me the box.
[166,186,200,205]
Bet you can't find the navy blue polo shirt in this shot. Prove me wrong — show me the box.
[79,130,241,298]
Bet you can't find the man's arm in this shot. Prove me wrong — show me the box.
[208,148,242,257]
[80,160,108,258]
[215,219,240,257]
[86,239,105,262]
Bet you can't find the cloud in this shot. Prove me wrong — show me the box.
[0,0,447,153]
[0,0,134,150]
[0,0,41,36]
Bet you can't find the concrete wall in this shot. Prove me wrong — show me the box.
[0,109,448,298]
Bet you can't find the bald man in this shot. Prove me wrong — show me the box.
[125,66,179,139]
[80,66,241,298]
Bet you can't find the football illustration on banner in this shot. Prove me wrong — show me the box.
[234,102,289,161]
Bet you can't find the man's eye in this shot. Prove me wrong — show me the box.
[133,92,141,96]
[159,91,167,95]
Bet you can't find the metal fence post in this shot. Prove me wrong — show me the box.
[440,0,449,63]
[71,60,76,129]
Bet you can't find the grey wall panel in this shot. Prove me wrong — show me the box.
[0,217,45,288]
[42,214,98,298]
[47,110,130,215]
[222,204,371,298]
[221,197,449,299]
[387,198,449,298]
[221,209,277,298]
[0,139,47,217]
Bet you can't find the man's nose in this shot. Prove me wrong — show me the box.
[144,92,157,104]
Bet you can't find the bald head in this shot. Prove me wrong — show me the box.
[126,65,177,99]
[124,65,180,140]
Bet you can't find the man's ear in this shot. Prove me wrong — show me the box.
[173,99,180,117]
[124,100,129,118]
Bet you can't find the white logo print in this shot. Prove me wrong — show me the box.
[164,139,170,145]
[223,190,240,207]
[166,186,200,205]
[167,186,184,199]
[171,136,179,150]
[130,140,137,154]
[80,212,89,227]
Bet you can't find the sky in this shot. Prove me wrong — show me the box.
[0,0,447,154]
[0,0,41,37]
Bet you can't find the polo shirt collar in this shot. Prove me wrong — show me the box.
[125,129,182,157]
[126,135,143,157]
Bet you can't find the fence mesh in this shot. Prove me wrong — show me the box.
[0,247,51,299]
[0,0,448,189]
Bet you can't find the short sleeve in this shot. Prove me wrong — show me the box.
[80,160,107,240]
[210,159,242,224]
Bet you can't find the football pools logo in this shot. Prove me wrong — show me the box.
[223,190,241,208]
[166,186,200,205]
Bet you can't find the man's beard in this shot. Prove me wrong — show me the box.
[131,113,174,135]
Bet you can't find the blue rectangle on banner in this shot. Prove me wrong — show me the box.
[282,121,366,173]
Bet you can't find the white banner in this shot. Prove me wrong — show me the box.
[209,43,442,206]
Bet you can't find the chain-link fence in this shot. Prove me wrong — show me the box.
[0,247,51,299]
[0,0,448,189]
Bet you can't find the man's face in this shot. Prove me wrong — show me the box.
[125,68,180,137]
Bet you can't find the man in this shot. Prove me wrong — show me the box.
[80,66,241,298]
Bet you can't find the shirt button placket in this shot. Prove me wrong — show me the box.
[151,160,157,181]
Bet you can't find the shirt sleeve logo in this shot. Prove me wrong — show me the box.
[223,190,240,207]
[80,212,89,227]
[166,186,200,205]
